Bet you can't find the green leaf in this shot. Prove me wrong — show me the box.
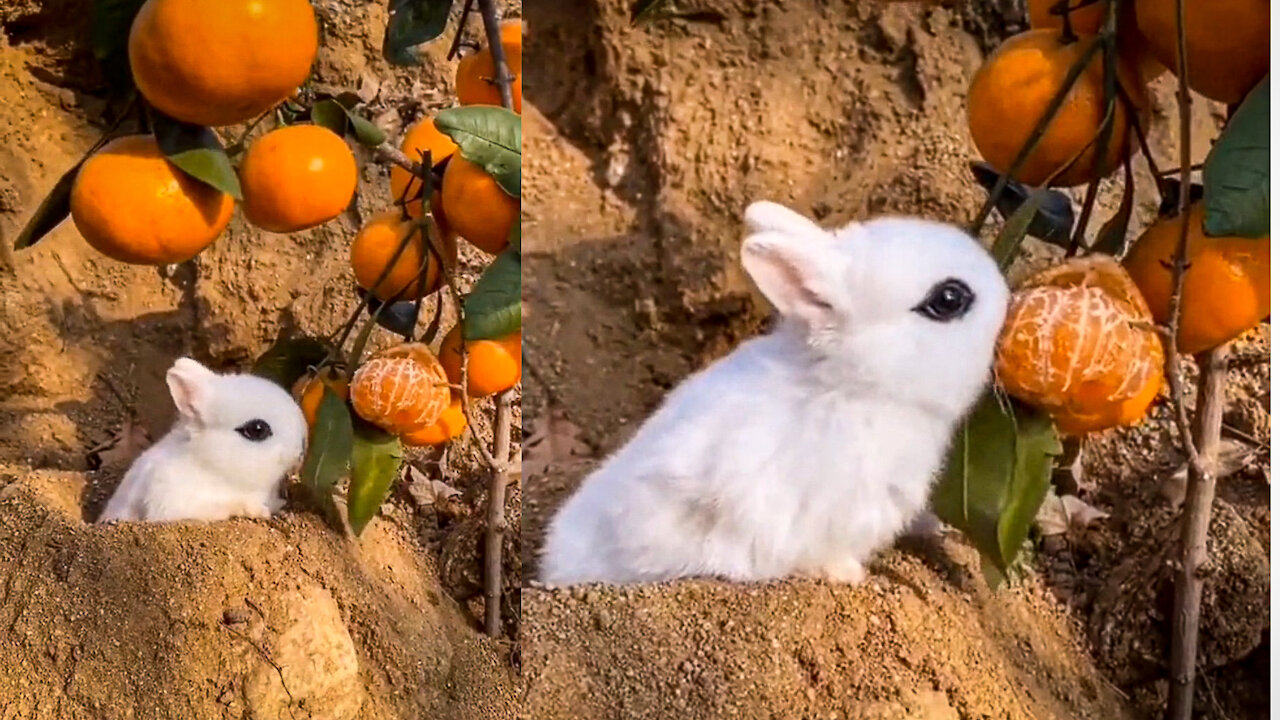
[300,388,354,528]
[930,389,1061,573]
[631,0,669,23]
[151,112,243,199]
[91,0,147,94]
[346,109,387,147]
[434,106,521,198]
[311,99,349,136]
[311,99,386,147]
[347,426,403,536]
[250,336,334,390]
[1203,76,1269,238]
[463,247,521,340]
[13,160,82,251]
[990,190,1047,271]
[384,0,454,66]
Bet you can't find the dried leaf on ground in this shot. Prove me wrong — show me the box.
[1158,439,1258,505]
[88,416,152,469]
[523,410,591,479]
[1036,492,1110,537]
[407,465,462,507]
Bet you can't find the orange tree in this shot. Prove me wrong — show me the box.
[935,0,1266,717]
[11,0,521,638]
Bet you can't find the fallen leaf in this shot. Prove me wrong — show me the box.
[1036,492,1109,537]
[1158,439,1258,505]
[407,465,461,507]
[357,70,381,103]
[88,416,152,470]
[523,409,591,479]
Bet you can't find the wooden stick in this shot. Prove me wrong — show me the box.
[484,388,515,637]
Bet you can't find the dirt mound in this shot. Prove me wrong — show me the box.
[522,1,1266,718]
[522,536,1131,720]
[0,468,517,719]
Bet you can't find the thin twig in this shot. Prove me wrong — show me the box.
[448,0,478,61]
[476,0,517,111]
[375,142,420,175]
[474,0,518,640]
[1164,0,1225,714]
[484,389,514,637]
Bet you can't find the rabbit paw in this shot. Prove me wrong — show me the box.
[801,557,867,585]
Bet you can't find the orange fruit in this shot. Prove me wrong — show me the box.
[996,255,1164,436]
[389,117,459,205]
[69,135,235,265]
[1135,0,1269,104]
[1027,0,1167,84]
[351,210,458,302]
[128,0,318,127]
[967,29,1146,187]
[402,397,468,446]
[239,125,357,233]
[438,325,521,398]
[455,19,524,113]
[440,155,518,254]
[292,366,351,430]
[1123,201,1270,355]
[350,343,452,435]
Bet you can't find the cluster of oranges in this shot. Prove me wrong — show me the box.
[337,19,523,447]
[71,0,360,263]
[973,0,1270,436]
[294,323,521,448]
[66,0,523,449]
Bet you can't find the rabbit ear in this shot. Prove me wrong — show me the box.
[166,358,216,424]
[741,231,841,327]
[743,201,826,239]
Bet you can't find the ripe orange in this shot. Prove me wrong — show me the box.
[389,117,459,205]
[1135,0,1269,104]
[292,366,351,430]
[70,135,235,265]
[440,156,518,254]
[351,343,452,435]
[1027,0,1166,84]
[996,255,1164,436]
[1123,202,1270,355]
[455,19,524,113]
[438,325,521,398]
[967,29,1146,187]
[128,0,318,127]
[401,397,468,446]
[351,210,458,302]
[239,125,357,233]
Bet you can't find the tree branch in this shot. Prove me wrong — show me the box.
[476,0,517,111]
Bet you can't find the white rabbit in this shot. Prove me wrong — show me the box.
[539,201,1010,586]
[98,357,307,524]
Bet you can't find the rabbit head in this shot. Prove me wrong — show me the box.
[741,201,1009,419]
[165,358,308,491]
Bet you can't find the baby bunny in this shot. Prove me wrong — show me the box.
[539,201,1010,586]
[98,357,307,524]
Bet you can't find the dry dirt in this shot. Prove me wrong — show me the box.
[0,1,521,717]
[520,1,1267,719]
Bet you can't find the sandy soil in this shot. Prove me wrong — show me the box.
[0,1,521,716]
[520,1,1267,718]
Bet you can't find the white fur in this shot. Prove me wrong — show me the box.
[539,200,1010,586]
[98,358,307,524]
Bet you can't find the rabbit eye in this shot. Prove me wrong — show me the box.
[236,419,273,442]
[914,278,975,322]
